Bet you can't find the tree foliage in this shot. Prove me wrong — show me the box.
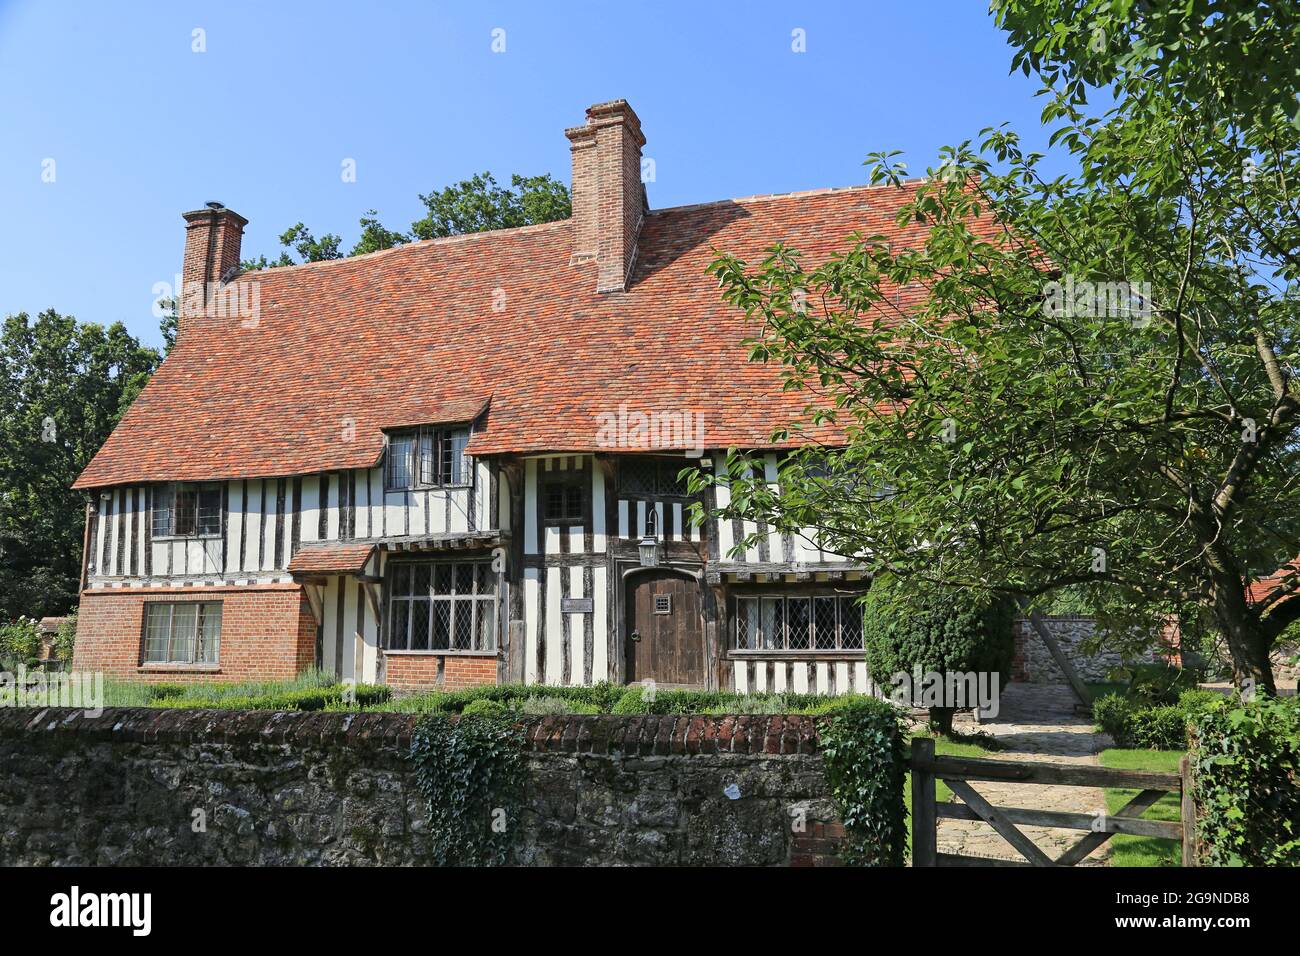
[699,1,1300,694]
[244,172,570,268]
[0,310,160,619]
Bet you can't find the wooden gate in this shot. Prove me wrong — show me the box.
[910,738,1197,866]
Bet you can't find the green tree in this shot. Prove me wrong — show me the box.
[410,172,570,240]
[701,1,1300,695]
[0,310,160,619]
[278,222,343,263]
[241,172,571,269]
[862,579,1015,735]
[350,209,408,256]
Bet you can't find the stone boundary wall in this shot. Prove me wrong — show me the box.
[1011,615,1169,683]
[0,708,843,867]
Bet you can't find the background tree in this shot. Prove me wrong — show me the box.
[243,171,570,267]
[862,580,1015,735]
[701,0,1300,695]
[0,310,160,619]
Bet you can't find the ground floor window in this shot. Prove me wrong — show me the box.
[386,559,497,652]
[143,601,222,664]
[734,594,863,652]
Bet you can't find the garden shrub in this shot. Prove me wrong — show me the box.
[1093,687,1219,750]
[862,577,1015,735]
[517,695,599,716]
[1190,694,1300,866]
[151,682,390,712]
[53,613,77,663]
[461,698,509,718]
[610,687,651,714]
[408,713,526,866]
[1106,662,1202,706]
[817,697,908,866]
[0,617,41,669]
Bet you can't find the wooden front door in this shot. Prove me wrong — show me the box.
[626,571,705,687]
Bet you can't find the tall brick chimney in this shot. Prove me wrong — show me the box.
[179,202,247,341]
[566,100,647,293]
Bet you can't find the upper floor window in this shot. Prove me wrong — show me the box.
[152,483,222,539]
[543,479,584,523]
[385,426,471,491]
[619,457,694,497]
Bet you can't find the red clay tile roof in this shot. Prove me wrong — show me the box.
[1247,563,1300,606]
[286,542,377,575]
[75,182,966,489]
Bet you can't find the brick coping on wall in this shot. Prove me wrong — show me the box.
[0,708,822,757]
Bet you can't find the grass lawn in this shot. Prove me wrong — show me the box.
[1098,748,1185,867]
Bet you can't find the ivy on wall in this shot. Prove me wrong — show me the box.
[408,713,526,866]
[1191,695,1300,866]
[817,698,908,866]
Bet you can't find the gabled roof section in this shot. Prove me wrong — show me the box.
[75,182,956,489]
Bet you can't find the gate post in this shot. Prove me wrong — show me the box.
[911,736,938,866]
[1179,755,1198,867]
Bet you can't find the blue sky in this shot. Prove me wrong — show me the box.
[0,1,1052,348]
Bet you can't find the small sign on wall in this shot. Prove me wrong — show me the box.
[561,597,594,613]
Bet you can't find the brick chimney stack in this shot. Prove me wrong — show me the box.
[565,100,647,293]
[179,202,247,342]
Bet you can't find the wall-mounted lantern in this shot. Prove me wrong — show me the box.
[638,509,660,567]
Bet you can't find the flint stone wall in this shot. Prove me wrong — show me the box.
[0,708,843,867]
[1012,615,1163,683]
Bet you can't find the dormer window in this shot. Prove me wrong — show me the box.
[152,483,222,539]
[385,426,471,491]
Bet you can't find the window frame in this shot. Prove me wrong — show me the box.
[732,592,864,654]
[541,476,585,525]
[141,600,222,666]
[384,558,500,655]
[152,482,223,540]
[617,457,696,498]
[384,425,473,492]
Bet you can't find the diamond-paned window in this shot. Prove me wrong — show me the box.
[734,593,865,653]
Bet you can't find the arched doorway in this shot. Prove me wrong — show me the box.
[624,569,706,687]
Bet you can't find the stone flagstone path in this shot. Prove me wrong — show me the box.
[935,682,1114,866]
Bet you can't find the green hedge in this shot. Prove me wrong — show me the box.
[818,697,908,866]
[1094,689,1218,750]
[153,683,390,711]
[380,681,874,716]
[1190,695,1300,866]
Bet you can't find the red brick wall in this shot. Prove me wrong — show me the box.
[385,653,499,692]
[445,655,498,690]
[72,585,317,683]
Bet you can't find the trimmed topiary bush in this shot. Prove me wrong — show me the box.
[1189,694,1300,866]
[862,578,1015,735]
